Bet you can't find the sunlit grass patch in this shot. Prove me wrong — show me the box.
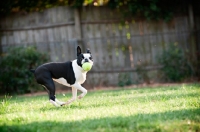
[0,83,200,132]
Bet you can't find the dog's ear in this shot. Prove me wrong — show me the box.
[77,46,82,56]
[86,48,91,54]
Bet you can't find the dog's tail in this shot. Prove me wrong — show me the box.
[30,69,35,73]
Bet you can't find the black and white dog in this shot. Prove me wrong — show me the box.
[31,46,93,107]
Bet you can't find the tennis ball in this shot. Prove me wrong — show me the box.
[82,62,92,71]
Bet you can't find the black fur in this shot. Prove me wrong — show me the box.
[33,61,75,101]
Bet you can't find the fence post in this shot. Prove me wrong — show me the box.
[74,8,85,50]
[188,4,197,62]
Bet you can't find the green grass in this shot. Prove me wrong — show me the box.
[0,84,200,132]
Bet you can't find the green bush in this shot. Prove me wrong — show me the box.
[158,44,193,82]
[118,73,132,87]
[135,62,150,84]
[0,46,48,95]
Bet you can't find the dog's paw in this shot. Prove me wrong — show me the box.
[78,95,83,99]
[49,100,60,107]
[60,103,66,106]
[55,99,65,106]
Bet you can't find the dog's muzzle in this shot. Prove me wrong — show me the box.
[84,59,89,62]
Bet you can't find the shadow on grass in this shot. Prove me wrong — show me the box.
[1,108,200,132]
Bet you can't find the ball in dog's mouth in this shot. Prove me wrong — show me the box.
[82,62,92,71]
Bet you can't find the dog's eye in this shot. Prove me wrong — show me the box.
[82,55,84,59]
[89,57,93,60]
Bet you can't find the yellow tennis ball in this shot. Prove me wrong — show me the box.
[82,62,92,71]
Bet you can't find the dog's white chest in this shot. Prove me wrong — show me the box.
[75,72,86,84]
[72,60,87,84]
[80,74,86,83]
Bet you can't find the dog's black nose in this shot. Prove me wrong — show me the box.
[85,59,89,62]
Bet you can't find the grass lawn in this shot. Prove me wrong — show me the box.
[0,83,200,132]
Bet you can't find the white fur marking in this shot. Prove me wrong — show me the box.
[66,87,77,105]
[55,99,65,105]
[72,83,87,99]
[49,99,60,107]
[53,78,71,87]
[82,53,94,65]
[72,60,87,84]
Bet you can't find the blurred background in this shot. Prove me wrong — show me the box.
[0,0,200,95]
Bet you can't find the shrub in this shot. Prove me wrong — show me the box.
[158,44,193,82]
[135,62,150,84]
[118,73,132,87]
[0,46,48,95]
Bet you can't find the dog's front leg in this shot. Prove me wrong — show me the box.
[65,87,77,105]
[61,84,87,106]
[72,83,87,99]
[61,87,77,106]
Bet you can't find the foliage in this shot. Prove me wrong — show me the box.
[107,0,194,21]
[118,73,132,87]
[0,46,48,95]
[0,0,197,21]
[158,44,193,82]
[135,62,150,84]
[0,84,200,131]
[0,95,12,115]
[0,0,84,16]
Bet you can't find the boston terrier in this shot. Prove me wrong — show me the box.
[31,46,93,107]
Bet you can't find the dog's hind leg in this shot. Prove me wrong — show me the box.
[42,84,59,107]
[42,80,60,107]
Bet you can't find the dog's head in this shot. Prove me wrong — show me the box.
[76,46,93,68]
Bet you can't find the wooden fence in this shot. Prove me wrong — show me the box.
[0,6,199,88]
